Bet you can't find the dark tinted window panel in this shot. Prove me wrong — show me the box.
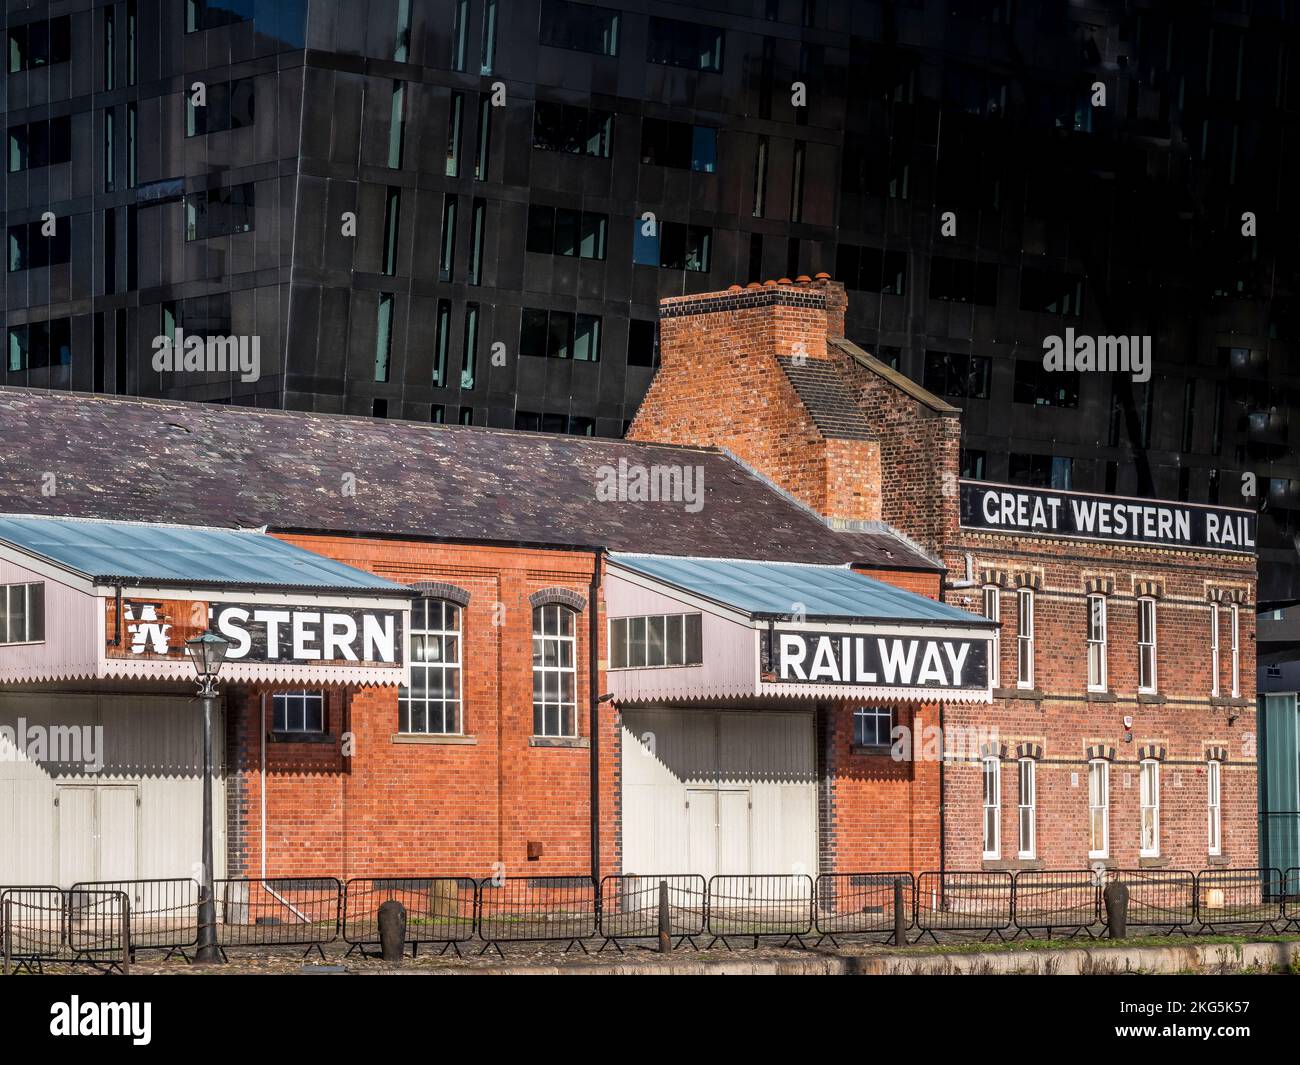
[1020,267,1085,316]
[184,184,255,241]
[929,255,998,305]
[647,17,723,72]
[923,351,992,399]
[1013,359,1079,408]
[627,319,658,367]
[539,0,620,56]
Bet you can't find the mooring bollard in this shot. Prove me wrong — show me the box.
[378,899,407,961]
[1103,881,1129,939]
[893,878,907,947]
[657,880,671,954]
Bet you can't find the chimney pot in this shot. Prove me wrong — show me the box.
[763,280,778,288]
[727,284,743,292]
[777,277,793,285]
[746,282,763,290]
[796,275,812,285]
[814,272,832,283]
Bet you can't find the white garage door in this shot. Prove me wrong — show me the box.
[620,708,817,880]
[0,692,223,886]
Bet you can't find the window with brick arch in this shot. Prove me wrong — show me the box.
[1016,588,1034,689]
[982,756,1000,859]
[533,604,577,737]
[1230,604,1240,698]
[1137,597,1157,693]
[1087,594,1107,692]
[1207,759,1222,856]
[1017,757,1036,859]
[982,585,1000,688]
[399,598,462,734]
[1088,758,1109,859]
[1139,759,1160,857]
[1210,602,1221,697]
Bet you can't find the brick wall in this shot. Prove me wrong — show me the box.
[633,275,1259,873]
[629,278,883,523]
[225,537,618,881]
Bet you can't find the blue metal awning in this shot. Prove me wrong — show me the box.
[608,553,989,626]
[0,514,407,594]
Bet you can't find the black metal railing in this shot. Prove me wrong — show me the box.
[1,888,130,974]
[214,878,342,957]
[1106,869,1197,933]
[915,871,1013,942]
[1195,867,1285,932]
[475,876,598,954]
[4,864,1295,967]
[705,875,814,947]
[343,877,476,956]
[1012,870,1100,938]
[814,872,914,940]
[597,875,707,949]
[70,878,199,957]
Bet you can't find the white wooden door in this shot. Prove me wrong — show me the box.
[621,708,815,878]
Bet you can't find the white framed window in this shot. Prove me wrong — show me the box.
[982,756,1001,859]
[1139,759,1160,857]
[1017,757,1036,859]
[1016,588,1034,689]
[1207,759,1222,856]
[1086,594,1107,691]
[0,582,45,644]
[399,598,463,734]
[533,603,577,737]
[1088,759,1109,858]
[1137,597,1157,693]
[1210,602,1221,697]
[982,585,1000,688]
[853,706,894,747]
[272,691,325,734]
[1230,604,1240,698]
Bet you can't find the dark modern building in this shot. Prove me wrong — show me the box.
[2,1,1297,592]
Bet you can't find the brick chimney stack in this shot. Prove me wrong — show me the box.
[627,275,884,525]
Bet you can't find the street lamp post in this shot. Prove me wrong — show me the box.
[185,631,231,964]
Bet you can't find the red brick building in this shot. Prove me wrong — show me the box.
[629,275,1258,872]
[1,387,994,885]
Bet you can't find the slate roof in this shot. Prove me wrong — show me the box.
[0,388,938,570]
[0,515,411,593]
[776,357,873,440]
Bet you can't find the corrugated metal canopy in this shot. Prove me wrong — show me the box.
[0,514,407,593]
[610,553,990,625]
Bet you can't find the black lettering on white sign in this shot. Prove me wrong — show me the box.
[772,630,988,689]
[959,481,1255,554]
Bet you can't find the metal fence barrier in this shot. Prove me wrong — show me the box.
[705,874,814,948]
[1195,867,1285,932]
[597,875,707,951]
[1105,869,1197,933]
[814,872,914,943]
[475,876,597,956]
[71,878,199,959]
[2,888,130,974]
[1285,868,1300,930]
[915,871,1013,942]
[1012,870,1100,938]
[214,877,342,958]
[6,864,1297,967]
[343,877,477,956]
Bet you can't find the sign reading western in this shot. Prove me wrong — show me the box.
[772,630,989,690]
[106,599,404,666]
[959,481,1256,554]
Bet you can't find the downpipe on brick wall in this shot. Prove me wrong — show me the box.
[590,548,606,884]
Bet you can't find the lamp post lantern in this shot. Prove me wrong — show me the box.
[185,631,231,964]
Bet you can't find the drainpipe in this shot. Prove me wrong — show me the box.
[589,548,606,883]
[938,699,946,878]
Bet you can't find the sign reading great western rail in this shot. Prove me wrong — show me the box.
[959,481,1256,554]
[773,631,989,689]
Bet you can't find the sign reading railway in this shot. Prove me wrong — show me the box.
[772,631,989,690]
[959,481,1256,554]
